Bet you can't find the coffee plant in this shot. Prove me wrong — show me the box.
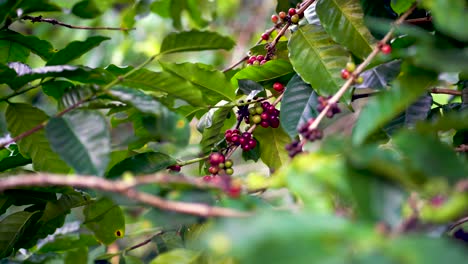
[0,0,467,263]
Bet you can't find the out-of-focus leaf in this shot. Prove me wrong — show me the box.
[160,30,235,54]
[107,152,176,178]
[384,94,433,135]
[0,144,31,172]
[6,103,69,173]
[391,0,417,14]
[253,126,290,172]
[46,36,110,66]
[276,0,302,13]
[46,110,110,176]
[316,0,376,59]
[64,247,88,264]
[231,60,294,88]
[71,0,102,19]
[288,24,350,101]
[0,40,29,63]
[109,86,167,115]
[423,0,468,42]
[39,234,98,253]
[150,249,201,264]
[0,29,54,61]
[84,197,125,245]
[0,211,39,258]
[280,74,319,138]
[352,64,437,144]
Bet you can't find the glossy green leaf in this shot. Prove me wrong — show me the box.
[42,80,74,100]
[253,126,290,171]
[280,74,319,138]
[109,86,167,115]
[0,29,54,61]
[316,0,376,59]
[391,0,416,15]
[150,249,201,264]
[71,0,102,19]
[84,197,125,245]
[160,30,235,54]
[46,110,110,176]
[46,36,110,66]
[0,63,17,84]
[288,24,350,100]
[199,104,234,154]
[108,67,206,106]
[160,62,236,103]
[6,103,69,173]
[0,211,38,258]
[237,79,265,95]
[107,152,176,178]
[352,65,437,145]
[231,60,294,88]
[0,144,32,172]
[0,40,30,63]
[393,131,468,182]
[423,0,468,41]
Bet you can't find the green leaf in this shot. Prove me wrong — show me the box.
[0,63,17,84]
[316,0,376,59]
[0,0,16,27]
[288,24,350,100]
[45,110,110,176]
[84,197,125,245]
[109,86,167,115]
[160,62,236,103]
[0,29,55,61]
[423,0,468,42]
[276,0,302,13]
[280,74,319,138]
[107,67,206,107]
[150,249,201,264]
[160,30,235,54]
[71,0,102,19]
[150,0,171,18]
[393,131,468,182]
[65,247,88,264]
[384,94,433,135]
[253,126,290,171]
[42,80,74,100]
[6,103,69,173]
[237,79,265,95]
[46,36,110,66]
[356,60,401,90]
[352,65,438,145]
[107,152,176,178]
[199,104,234,154]
[231,60,294,88]
[0,211,39,258]
[391,0,416,15]
[0,144,32,172]
[0,40,30,63]
[39,234,98,253]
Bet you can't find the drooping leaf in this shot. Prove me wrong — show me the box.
[199,104,234,154]
[231,60,294,88]
[160,30,235,54]
[280,74,319,138]
[46,36,110,66]
[0,211,39,258]
[107,152,176,178]
[253,126,290,172]
[0,29,55,61]
[352,65,437,144]
[109,86,167,115]
[160,62,236,103]
[45,110,110,177]
[84,197,125,245]
[6,103,69,173]
[316,0,377,59]
[288,24,350,101]
[393,131,468,182]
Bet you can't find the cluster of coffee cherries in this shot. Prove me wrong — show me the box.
[340,62,364,84]
[245,101,281,128]
[298,118,323,142]
[206,152,234,176]
[317,96,341,118]
[271,8,303,25]
[203,173,242,198]
[246,54,270,66]
[225,129,257,151]
[285,140,302,158]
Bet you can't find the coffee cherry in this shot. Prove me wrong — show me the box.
[247,56,257,64]
[256,55,265,61]
[288,8,296,16]
[203,175,212,182]
[355,76,364,84]
[271,14,279,24]
[167,165,181,172]
[224,159,233,168]
[341,69,350,79]
[231,134,241,145]
[227,185,241,198]
[261,33,269,41]
[260,112,269,121]
[270,117,280,128]
[252,60,260,66]
[260,60,268,65]
[255,106,263,114]
[290,14,300,24]
[279,11,287,20]
[225,168,234,175]
[345,62,356,72]
[248,107,257,115]
[260,121,270,128]
[252,115,262,124]
[273,82,285,92]
[208,166,219,175]
[209,152,225,166]
[380,44,392,54]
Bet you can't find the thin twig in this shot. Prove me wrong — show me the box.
[0,173,249,217]
[126,230,165,252]
[22,15,134,31]
[430,88,463,96]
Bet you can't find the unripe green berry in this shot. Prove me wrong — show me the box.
[225,168,234,175]
[290,14,300,24]
[345,62,356,72]
[252,115,262,124]
[248,107,257,115]
[255,106,263,114]
[355,76,364,84]
[224,159,233,168]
